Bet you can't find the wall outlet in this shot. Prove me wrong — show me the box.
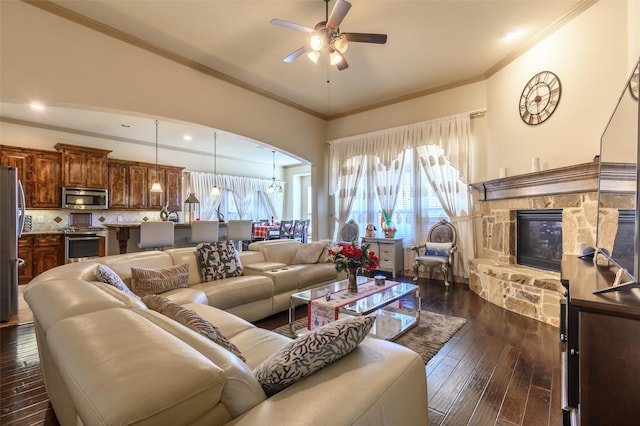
[117,216,123,223]
[37,216,44,224]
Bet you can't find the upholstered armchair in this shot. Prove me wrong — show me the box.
[411,219,457,288]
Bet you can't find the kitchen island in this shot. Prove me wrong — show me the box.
[103,222,228,254]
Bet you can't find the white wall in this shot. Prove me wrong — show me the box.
[328,0,639,183]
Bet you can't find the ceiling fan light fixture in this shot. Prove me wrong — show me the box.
[310,34,324,51]
[334,35,348,53]
[329,47,344,66]
[307,50,321,64]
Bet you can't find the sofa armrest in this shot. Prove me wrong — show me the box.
[229,338,428,425]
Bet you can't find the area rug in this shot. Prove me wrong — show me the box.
[272,310,467,364]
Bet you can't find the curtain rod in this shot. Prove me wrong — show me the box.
[469,108,487,118]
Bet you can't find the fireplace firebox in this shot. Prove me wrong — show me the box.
[516,209,562,272]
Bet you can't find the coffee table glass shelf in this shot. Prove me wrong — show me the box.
[289,276,420,341]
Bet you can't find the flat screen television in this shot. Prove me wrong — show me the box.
[594,58,640,294]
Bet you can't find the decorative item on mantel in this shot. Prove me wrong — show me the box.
[328,241,379,293]
[184,193,200,224]
[380,210,397,238]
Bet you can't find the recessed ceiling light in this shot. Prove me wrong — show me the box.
[30,103,45,111]
[183,135,192,141]
[502,29,523,42]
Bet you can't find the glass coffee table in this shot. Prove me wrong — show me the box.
[289,276,420,341]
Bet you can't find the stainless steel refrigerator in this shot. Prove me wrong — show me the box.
[1,166,26,322]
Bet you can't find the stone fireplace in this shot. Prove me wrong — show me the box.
[469,161,634,327]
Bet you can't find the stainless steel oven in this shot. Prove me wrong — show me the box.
[64,227,106,263]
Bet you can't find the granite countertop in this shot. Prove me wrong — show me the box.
[102,222,209,229]
[22,230,65,235]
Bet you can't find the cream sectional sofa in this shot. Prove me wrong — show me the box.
[24,240,430,425]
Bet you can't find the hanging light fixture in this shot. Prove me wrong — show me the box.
[211,131,220,196]
[150,120,163,193]
[267,150,283,193]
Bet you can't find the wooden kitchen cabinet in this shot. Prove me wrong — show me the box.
[362,237,404,278]
[18,234,63,284]
[17,237,33,285]
[108,159,182,210]
[1,145,61,208]
[55,143,111,189]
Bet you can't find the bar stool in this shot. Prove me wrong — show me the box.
[190,220,219,244]
[137,221,175,250]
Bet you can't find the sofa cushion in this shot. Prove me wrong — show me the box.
[96,264,140,299]
[253,315,376,396]
[142,294,246,362]
[130,263,189,296]
[291,241,326,264]
[197,241,243,281]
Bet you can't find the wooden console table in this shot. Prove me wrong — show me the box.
[560,256,640,425]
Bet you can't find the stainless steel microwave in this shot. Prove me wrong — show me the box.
[62,187,108,210]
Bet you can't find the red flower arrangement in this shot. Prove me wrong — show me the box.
[328,241,380,274]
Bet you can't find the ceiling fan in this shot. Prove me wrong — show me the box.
[271,0,388,71]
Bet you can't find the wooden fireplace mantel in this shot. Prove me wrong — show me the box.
[470,161,635,201]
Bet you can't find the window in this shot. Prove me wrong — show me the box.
[339,148,448,245]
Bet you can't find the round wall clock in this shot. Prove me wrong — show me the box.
[519,71,562,125]
[629,64,639,101]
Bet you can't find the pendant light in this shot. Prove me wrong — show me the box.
[211,131,220,195]
[150,120,163,193]
[267,150,283,193]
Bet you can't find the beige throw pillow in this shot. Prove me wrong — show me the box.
[291,242,327,264]
[130,263,189,296]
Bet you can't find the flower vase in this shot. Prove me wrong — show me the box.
[348,267,359,293]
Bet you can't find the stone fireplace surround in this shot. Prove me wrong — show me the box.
[469,161,633,327]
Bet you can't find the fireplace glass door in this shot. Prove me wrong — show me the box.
[517,209,562,272]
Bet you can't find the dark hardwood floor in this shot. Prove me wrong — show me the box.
[1,277,562,426]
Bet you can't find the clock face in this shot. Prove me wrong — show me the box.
[629,64,639,101]
[519,71,562,125]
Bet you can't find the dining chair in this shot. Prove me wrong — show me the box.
[190,220,219,244]
[137,221,175,250]
[278,220,294,239]
[292,219,309,243]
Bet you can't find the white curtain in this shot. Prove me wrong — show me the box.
[370,152,405,224]
[187,171,283,221]
[185,171,222,220]
[328,112,475,278]
[336,156,365,238]
[417,144,474,278]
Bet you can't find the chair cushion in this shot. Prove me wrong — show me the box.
[142,294,246,362]
[253,315,375,396]
[196,241,243,281]
[425,242,453,256]
[130,263,189,296]
[95,264,140,299]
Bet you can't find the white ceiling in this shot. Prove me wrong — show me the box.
[0,0,589,167]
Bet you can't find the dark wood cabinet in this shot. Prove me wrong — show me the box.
[18,234,63,284]
[108,160,129,209]
[561,257,640,425]
[55,143,111,189]
[1,146,61,208]
[108,159,182,210]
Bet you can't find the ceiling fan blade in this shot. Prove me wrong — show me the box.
[344,33,388,44]
[336,56,349,71]
[271,19,314,33]
[327,0,352,30]
[283,46,310,63]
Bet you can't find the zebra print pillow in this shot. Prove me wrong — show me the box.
[196,241,243,282]
[253,315,376,396]
[130,263,189,296]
